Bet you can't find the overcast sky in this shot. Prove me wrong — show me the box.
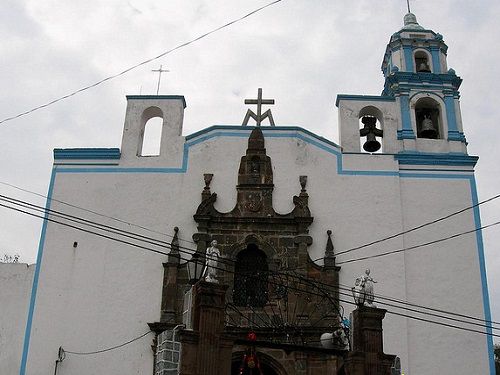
[1,0,500,336]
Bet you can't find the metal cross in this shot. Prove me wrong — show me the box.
[242,88,275,126]
[151,65,170,95]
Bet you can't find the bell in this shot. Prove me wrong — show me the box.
[363,133,381,152]
[420,115,438,139]
[418,61,431,73]
[360,116,382,152]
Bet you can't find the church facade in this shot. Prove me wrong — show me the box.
[18,13,493,375]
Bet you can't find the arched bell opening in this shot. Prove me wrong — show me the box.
[137,106,164,156]
[233,244,269,307]
[415,97,442,139]
[358,106,384,153]
[414,50,432,73]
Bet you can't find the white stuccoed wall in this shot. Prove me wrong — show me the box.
[0,263,35,375]
[21,97,492,375]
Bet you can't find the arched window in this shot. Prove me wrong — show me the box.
[140,117,163,156]
[415,97,441,139]
[233,244,268,307]
[415,50,431,73]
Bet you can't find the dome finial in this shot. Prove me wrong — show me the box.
[402,7,425,31]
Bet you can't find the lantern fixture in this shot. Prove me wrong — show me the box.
[187,252,205,285]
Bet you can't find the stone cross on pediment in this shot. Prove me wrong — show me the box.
[242,88,275,126]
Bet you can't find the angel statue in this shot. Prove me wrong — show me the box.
[352,269,377,307]
[204,240,221,283]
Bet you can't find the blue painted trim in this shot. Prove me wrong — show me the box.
[444,95,466,142]
[470,176,496,375]
[186,125,341,149]
[395,152,477,166]
[20,168,57,375]
[399,95,416,139]
[430,46,441,74]
[126,95,187,108]
[335,95,396,107]
[448,131,467,142]
[54,148,121,160]
[403,46,414,72]
[384,71,462,95]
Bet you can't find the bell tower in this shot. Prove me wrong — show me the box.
[337,12,467,155]
[382,12,466,148]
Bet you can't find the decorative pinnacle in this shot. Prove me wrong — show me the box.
[170,227,180,256]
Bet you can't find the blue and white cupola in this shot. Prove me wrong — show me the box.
[336,12,468,155]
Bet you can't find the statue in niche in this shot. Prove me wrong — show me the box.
[204,240,221,283]
[352,269,377,307]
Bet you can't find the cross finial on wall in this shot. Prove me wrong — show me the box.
[242,88,276,126]
[151,65,170,95]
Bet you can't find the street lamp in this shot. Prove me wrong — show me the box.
[187,252,205,285]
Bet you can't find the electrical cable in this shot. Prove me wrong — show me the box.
[0,0,283,125]
[4,191,500,299]
[1,194,499,330]
[1,192,498,331]
[308,192,500,263]
[1,196,499,336]
[64,331,152,355]
[5,180,499,259]
[2,191,499,272]
[337,280,500,327]
[336,220,500,265]
[0,180,197,246]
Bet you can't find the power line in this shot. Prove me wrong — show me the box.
[64,331,152,355]
[4,191,498,277]
[2,193,499,329]
[337,220,500,265]
[4,177,499,280]
[312,192,500,262]
[0,0,283,125]
[1,195,498,336]
[0,180,197,246]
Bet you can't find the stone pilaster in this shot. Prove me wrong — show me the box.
[344,307,396,375]
[179,281,232,375]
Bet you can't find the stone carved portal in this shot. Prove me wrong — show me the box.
[193,128,344,355]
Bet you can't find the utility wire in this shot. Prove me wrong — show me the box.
[337,220,500,265]
[64,331,152,355]
[3,178,499,268]
[0,194,234,266]
[1,196,499,334]
[336,281,500,327]
[311,192,500,263]
[2,193,499,328]
[0,0,282,125]
[0,180,197,246]
[4,191,499,275]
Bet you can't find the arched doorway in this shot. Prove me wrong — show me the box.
[231,359,279,375]
[231,351,287,375]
